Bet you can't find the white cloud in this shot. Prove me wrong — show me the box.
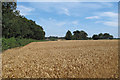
[85,16,100,19]
[17,5,34,16]
[95,21,118,27]
[27,2,115,17]
[100,12,118,18]
[63,8,70,16]
[59,8,70,16]
[24,2,116,18]
[103,21,118,27]
[86,12,117,20]
[72,21,79,25]
[87,12,118,27]
[55,21,66,26]
[38,18,66,27]
[38,18,80,28]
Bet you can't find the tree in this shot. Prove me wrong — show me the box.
[92,33,114,40]
[92,34,99,40]
[103,33,111,39]
[65,30,72,40]
[98,33,104,39]
[2,2,45,40]
[79,30,88,40]
[73,30,80,40]
[109,35,113,39]
[73,30,88,40]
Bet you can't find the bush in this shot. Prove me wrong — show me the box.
[49,38,57,41]
[2,37,47,51]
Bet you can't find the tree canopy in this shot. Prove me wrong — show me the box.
[92,33,113,40]
[73,30,88,40]
[65,30,113,40]
[2,2,45,40]
[65,30,72,40]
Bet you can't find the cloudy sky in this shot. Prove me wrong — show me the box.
[17,2,118,37]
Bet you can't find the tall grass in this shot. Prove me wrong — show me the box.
[2,37,47,51]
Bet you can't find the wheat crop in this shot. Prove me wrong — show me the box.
[2,40,118,78]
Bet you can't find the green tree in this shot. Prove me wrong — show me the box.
[98,33,104,39]
[109,35,113,39]
[73,30,88,40]
[73,30,80,40]
[92,33,113,40]
[92,34,99,40]
[103,33,111,39]
[65,30,72,40]
[2,2,45,40]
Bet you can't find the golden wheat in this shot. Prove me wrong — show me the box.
[2,40,118,78]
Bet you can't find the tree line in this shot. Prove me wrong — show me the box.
[45,30,113,41]
[2,2,114,41]
[65,30,113,40]
[2,2,45,40]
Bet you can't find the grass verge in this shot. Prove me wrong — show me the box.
[2,37,48,51]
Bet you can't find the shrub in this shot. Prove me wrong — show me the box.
[2,37,47,51]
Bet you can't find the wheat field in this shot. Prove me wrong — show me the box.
[2,40,118,78]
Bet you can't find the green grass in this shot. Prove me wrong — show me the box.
[2,37,48,51]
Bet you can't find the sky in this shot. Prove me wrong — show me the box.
[16,2,118,38]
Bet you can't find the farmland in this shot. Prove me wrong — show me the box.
[2,40,118,78]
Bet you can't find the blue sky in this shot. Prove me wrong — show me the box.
[17,2,118,37]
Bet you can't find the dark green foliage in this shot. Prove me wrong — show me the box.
[2,2,46,51]
[45,36,65,41]
[73,30,88,40]
[92,34,99,40]
[49,38,57,41]
[109,35,114,39]
[58,37,65,39]
[103,33,113,39]
[2,2,45,40]
[92,33,113,40]
[46,36,58,41]
[65,30,72,40]
[98,33,104,39]
[65,30,88,40]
